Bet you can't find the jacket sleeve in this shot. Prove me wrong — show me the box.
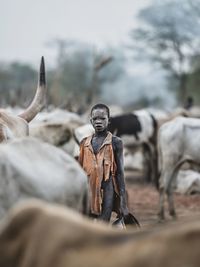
[78,137,86,166]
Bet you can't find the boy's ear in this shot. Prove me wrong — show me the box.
[108,118,111,124]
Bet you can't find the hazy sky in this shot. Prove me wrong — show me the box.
[1,0,150,66]
[1,0,177,108]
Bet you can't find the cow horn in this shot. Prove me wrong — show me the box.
[18,56,47,122]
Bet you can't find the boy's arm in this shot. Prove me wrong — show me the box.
[112,136,129,216]
[78,137,87,165]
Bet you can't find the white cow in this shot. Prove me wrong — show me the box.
[29,108,83,155]
[158,116,200,220]
[107,109,158,184]
[0,137,89,218]
[0,57,46,142]
[176,170,200,195]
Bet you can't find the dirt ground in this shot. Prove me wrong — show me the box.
[125,171,200,229]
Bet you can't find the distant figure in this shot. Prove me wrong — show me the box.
[78,103,140,227]
[184,96,194,110]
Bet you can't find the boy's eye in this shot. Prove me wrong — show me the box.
[92,116,107,121]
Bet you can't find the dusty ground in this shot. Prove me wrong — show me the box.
[125,172,200,229]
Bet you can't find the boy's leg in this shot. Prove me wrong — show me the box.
[99,178,114,222]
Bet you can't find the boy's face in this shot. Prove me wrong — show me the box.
[90,108,109,132]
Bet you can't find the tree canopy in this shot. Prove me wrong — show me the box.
[130,0,200,104]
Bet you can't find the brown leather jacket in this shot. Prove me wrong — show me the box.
[79,132,119,215]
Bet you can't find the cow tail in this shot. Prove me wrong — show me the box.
[157,132,162,189]
[150,114,159,189]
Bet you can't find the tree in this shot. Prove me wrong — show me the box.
[48,41,97,110]
[0,62,37,107]
[130,0,200,104]
[48,39,124,112]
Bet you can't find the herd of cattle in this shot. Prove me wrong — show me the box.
[1,57,200,265]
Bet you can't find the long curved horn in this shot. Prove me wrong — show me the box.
[18,56,47,122]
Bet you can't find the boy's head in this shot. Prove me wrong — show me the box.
[90,103,110,118]
[90,103,110,133]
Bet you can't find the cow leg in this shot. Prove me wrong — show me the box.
[158,187,165,221]
[167,188,176,219]
[157,170,173,221]
[143,142,158,186]
[151,144,159,189]
[142,143,152,183]
[166,169,178,219]
[149,143,158,187]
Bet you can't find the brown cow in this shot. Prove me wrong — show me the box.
[0,200,200,267]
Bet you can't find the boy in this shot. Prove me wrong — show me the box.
[79,103,129,222]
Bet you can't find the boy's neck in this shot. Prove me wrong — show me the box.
[94,130,108,137]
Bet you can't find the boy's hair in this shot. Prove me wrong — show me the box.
[91,103,110,118]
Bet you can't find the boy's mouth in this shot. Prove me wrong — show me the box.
[95,125,103,130]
